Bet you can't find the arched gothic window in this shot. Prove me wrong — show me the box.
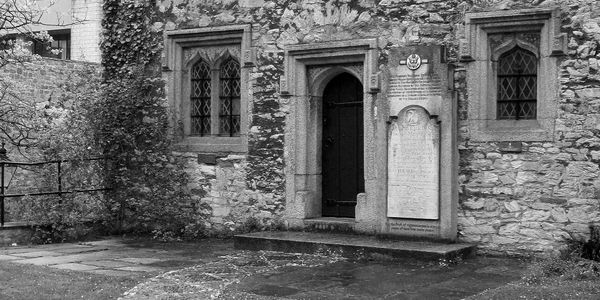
[497,46,537,120]
[190,59,211,136]
[219,58,241,136]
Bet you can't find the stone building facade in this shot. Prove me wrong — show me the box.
[158,0,600,255]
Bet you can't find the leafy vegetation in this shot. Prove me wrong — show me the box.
[0,0,73,148]
[96,0,209,238]
[0,0,209,242]
[521,226,600,284]
[469,228,600,299]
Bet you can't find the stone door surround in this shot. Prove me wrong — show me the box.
[281,39,380,229]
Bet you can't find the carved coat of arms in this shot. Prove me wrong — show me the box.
[406,53,422,70]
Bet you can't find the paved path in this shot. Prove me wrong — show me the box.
[0,238,235,278]
[1,238,528,299]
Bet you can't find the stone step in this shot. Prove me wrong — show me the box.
[234,231,476,261]
[303,217,355,233]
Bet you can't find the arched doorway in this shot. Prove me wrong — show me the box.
[321,73,365,218]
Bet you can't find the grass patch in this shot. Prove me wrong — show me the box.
[471,226,600,300]
[470,279,600,300]
[470,258,600,300]
[0,260,142,300]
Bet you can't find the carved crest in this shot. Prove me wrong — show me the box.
[406,54,422,70]
[405,108,420,126]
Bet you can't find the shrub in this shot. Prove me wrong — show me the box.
[563,225,600,262]
[522,225,600,284]
[11,194,107,244]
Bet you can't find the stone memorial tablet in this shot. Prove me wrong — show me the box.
[387,106,439,219]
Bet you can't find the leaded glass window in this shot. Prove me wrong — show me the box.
[497,47,537,120]
[219,58,241,136]
[191,60,211,135]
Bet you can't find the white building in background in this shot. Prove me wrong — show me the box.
[11,0,102,63]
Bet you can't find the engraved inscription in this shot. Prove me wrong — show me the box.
[388,74,442,99]
[387,106,440,219]
[388,221,439,234]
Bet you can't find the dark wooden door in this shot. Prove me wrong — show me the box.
[322,73,365,218]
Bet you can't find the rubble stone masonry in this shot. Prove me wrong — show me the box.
[158,0,600,255]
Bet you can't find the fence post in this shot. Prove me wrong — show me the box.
[57,161,62,204]
[1,162,5,227]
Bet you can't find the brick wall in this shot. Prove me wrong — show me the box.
[0,57,100,103]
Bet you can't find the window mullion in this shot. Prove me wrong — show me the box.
[210,68,220,136]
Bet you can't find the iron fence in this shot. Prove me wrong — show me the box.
[0,157,111,227]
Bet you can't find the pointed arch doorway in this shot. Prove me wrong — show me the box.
[321,73,365,218]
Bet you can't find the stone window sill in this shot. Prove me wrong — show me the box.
[469,119,554,142]
[173,136,247,153]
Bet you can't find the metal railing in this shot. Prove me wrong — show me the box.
[0,157,111,227]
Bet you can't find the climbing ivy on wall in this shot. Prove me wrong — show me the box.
[97,0,207,238]
[101,0,162,79]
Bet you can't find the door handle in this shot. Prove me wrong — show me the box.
[324,136,335,148]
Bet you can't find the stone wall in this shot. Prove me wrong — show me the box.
[158,0,600,254]
[457,1,600,255]
[160,0,462,236]
[0,58,102,222]
[176,152,284,233]
[0,57,101,104]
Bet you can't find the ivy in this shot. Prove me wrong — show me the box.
[101,0,163,79]
[97,0,208,238]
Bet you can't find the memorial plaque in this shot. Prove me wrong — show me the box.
[387,106,440,219]
[388,71,442,116]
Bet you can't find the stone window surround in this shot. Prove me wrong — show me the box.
[461,8,566,142]
[281,38,381,229]
[163,25,254,153]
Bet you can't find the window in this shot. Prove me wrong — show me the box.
[461,8,566,142]
[164,25,253,153]
[0,31,71,60]
[189,57,241,137]
[32,31,70,60]
[218,58,241,136]
[190,60,211,136]
[496,47,537,120]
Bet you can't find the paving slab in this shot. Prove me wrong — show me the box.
[11,251,113,266]
[116,257,163,264]
[117,266,164,273]
[0,244,92,255]
[82,239,129,247]
[11,250,63,258]
[85,269,141,277]
[84,260,135,268]
[51,263,100,271]
[52,247,108,254]
[0,254,19,261]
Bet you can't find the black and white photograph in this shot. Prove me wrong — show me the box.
[1,0,599,299]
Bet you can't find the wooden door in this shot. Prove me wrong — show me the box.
[322,73,364,217]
